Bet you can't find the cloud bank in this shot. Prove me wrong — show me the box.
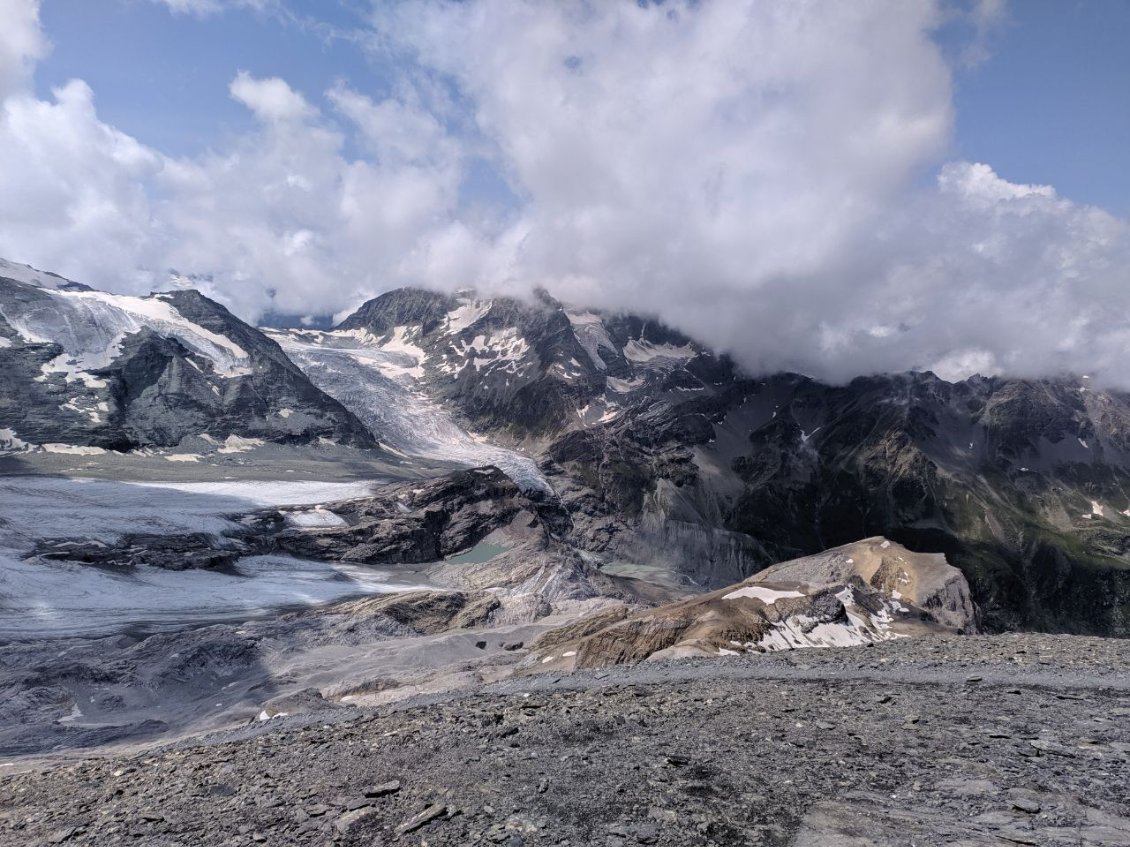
[0,0,1127,386]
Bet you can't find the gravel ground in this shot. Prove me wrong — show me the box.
[2,633,1129,846]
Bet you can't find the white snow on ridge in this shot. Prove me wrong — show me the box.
[0,257,77,290]
[444,301,491,334]
[1,287,254,381]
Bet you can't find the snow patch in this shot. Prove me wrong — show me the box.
[723,586,806,604]
[218,435,265,454]
[444,301,490,334]
[41,444,106,456]
[284,507,347,529]
[0,428,29,451]
[607,376,645,393]
[566,310,616,371]
[0,257,79,289]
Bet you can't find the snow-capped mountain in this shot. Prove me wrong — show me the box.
[3,254,1129,636]
[0,260,374,451]
[277,287,1130,635]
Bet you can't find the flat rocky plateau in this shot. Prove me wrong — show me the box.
[2,633,1129,847]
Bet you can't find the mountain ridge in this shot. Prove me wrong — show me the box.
[292,284,1130,635]
[0,262,375,451]
[3,260,1129,636]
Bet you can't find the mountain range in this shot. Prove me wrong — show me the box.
[2,257,1129,636]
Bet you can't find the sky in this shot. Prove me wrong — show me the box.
[0,0,1128,385]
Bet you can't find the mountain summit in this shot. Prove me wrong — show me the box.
[0,261,374,451]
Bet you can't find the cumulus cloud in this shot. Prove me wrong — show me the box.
[0,0,45,100]
[0,0,1128,386]
[229,71,315,123]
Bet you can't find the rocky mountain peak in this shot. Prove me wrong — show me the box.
[0,259,375,451]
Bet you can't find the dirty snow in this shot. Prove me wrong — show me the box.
[623,339,695,363]
[42,444,107,456]
[217,435,266,454]
[566,310,616,371]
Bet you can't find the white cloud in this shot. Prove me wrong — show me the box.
[229,71,314,123]
[0,0,1128,386]
[0,79,164,286]
[149,0,272,18]
[0,0,46,100]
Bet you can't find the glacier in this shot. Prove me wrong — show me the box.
[268,329,551,493]
[0,476,431,640]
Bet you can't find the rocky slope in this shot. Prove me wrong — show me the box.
[3,633,1128,847]
[0,260,373,451]
[529,537,977,669]
[281,288,1130,635]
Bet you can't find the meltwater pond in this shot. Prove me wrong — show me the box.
[0,475,433,640]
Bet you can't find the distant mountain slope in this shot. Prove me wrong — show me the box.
[303,287,1130,635]
[0,261,375,451]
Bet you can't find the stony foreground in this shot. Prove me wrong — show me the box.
[2,634,1129,847]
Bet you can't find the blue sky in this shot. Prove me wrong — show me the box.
[33,0,1130,214]
[35,0,381,155]
[2,0,1129,384]
[943,0,1130,216]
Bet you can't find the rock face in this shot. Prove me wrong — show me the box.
[258,466,567,565]
[0,261,374,450]
[293,287,1130,635]
[530,538,977,669]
